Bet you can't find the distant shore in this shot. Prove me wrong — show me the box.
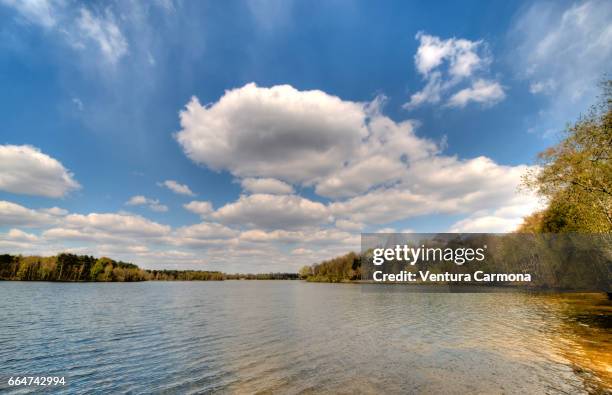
[0,253,299,282]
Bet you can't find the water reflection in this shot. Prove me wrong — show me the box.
[0,282,609,394]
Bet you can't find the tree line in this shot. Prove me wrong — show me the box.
[0,254,298,282]
[0,254,150,282]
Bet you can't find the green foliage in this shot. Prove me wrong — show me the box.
[0,253,299,282]
[0,253,150,282]
[302,252,361,282]
[299,265,312,279]
[224,272,299,280]
[521,80,612,232]
[90,260,105,281]
[148,270,225,281]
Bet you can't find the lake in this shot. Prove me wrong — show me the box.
[0,281,610,394]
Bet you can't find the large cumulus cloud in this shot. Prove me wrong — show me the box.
[175,83,369,184]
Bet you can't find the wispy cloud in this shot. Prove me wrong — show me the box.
[1,0,129,63]
[509,0,612,134]
[0,0,58,27]
[158,180,195,196]
[74,8,128,64]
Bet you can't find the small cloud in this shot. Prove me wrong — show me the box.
[529,80,556,95]
[158,180,195,196]
[414,32,486,78]
[126,195,147,205]
[125,195,168,212]
[240,177,294,194]
[72,97,83,111]
[7,228,39,242]
[183,200,214,218]
[447,80,505,108]
[405,32,504,110]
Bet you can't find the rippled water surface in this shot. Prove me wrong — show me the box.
[1,281,610,394]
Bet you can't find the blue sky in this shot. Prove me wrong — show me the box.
[1,0,610,272]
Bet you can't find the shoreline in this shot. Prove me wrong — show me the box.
[2,278,609,297]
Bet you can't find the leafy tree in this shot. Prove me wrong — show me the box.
[522,80,612,232]
[299,265,312,279]
[90,260,105,280]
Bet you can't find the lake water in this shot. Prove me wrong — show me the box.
[0,281,610,394]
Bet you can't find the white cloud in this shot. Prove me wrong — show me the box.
[0,200,62,227]
[510,0,612,133]
[447,80,506,108]
[175,83,369,184]
[212,194,331,230]
[450,215,523,233]
[330,156,539,226]
[42,227,120,243]
[241,178,294,194]
[238,228,358,247]
[449,197,543,233]
[174,222,238,243]
[126,195,148,206]
[315,155,406,198]
[314,112,437,198]
[405,32,504,109]
[41,207,68,216]
[177,85,438,200]
[158,180,195,196]
[63,212,171,238]
[183,200,213,218]
[414,32,486,78]
[405,71,444,107]
[0,145,80,198]
[238,229,299,243]
[175,83,538,238]
[7,228,39,242]
[125,195,168,212]
[36,210,177,249]
[335,219,364,232]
